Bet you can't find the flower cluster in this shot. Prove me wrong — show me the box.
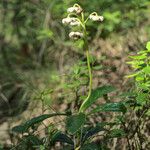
[62,4,104,40]
[89,12,104,22]
[62,4,83,40]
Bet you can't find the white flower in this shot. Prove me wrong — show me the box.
[70,19,80,26]
[67,4,82,14]
[67,7,75,13]
[69,32,83,40]
[89,13,104,22]
[62,17,80,26]
[70,21,80,26]
[62,17,72,25]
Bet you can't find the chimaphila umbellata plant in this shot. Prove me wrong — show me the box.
[11,4,128,150]
[62,3,104,113]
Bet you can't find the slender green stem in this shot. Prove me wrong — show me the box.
[79,18,92,112]
[79,48,92,112]
[86,46,92,98]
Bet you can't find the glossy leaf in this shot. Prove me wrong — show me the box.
[66,113,86,134]
[51,131,74,145]
[80,85,116,112]
[90,102,127,114]
[82,125,105,143]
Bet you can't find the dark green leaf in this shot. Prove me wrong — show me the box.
[17,135,41,149]
[51,131,74,145]
[25,135,42,145]
[81,142,108,150]
[12,113,66,133]
[66,113,86,134]
[107,129,126,138]
[81,143,99,150]
[80,85,116,112]
[82,125,105,143]
[12,125,25,133]
[90,102,127,114]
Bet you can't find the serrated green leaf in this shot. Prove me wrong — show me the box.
[51,131,74,145]
[79,85,116,112]
[66,113,86,134]
[90,102,127,114]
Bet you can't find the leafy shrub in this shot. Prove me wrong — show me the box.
[127,41,150,108]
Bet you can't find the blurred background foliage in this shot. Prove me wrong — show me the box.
[0,0,150,145]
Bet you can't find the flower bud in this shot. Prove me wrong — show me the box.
[67,4,83,14]
[69,32,83,40]
[89,12,104,22]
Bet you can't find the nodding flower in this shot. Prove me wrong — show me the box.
[62,17,80,26]
[69,32,83,40]
[70,19,80,26]
[89,12,104,22]
[67,4,83,14]
[62,17,72,25]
